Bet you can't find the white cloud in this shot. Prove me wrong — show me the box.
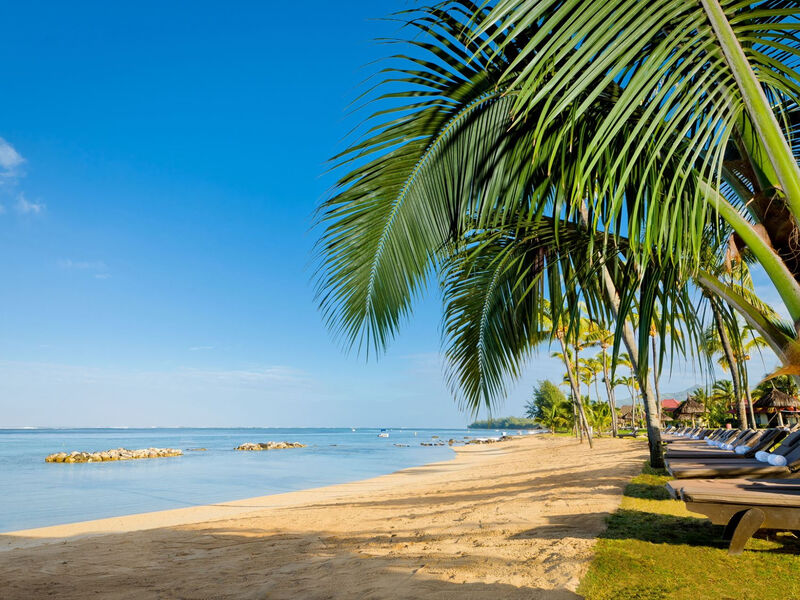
[0,137,24,179]
[15,193,44,215]
[58,258,107,270]
[177,365,310,387]
[58,258,110,279]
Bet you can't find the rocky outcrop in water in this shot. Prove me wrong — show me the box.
[235,441,306,451]
[45,448,183,463]
[466,436,513,445]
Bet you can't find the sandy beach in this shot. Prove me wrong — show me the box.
[0,436,646,599]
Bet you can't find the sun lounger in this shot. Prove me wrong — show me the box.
[666,439,800,479]
[667,478,800,554]
[666,429,780,460]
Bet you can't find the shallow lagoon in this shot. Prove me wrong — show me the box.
[0,427,474,532]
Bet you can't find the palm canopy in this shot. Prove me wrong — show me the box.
[478,0,800,225]
[478,0,800,334]
[315,0,726,414]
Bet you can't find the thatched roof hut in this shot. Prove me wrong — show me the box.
[675,398,705,415]
[673,398,706,425]
[753,389,800,411]
[753,389,800,425]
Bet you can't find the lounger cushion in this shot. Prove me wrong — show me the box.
[755,451,770,462]
[768,454,788,466]
[734,445,751,455]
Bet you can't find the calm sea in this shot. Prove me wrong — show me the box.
[0,427,489,533]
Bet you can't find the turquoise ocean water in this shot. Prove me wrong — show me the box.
[0,427,487,532]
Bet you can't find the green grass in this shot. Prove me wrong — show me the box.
[578,463,800,600]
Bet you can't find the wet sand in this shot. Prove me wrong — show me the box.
[0,435,646,599]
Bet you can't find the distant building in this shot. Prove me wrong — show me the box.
[661,398,680,411]
[661,398,680,422]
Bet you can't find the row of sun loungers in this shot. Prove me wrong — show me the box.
[662,425,800,554]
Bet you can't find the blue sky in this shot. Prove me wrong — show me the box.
[0,1,785,427]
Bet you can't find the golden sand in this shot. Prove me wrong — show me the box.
[0,435,646,599]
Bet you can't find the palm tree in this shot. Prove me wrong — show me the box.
[586,401,612,437]
[551,343,592,445]
[710,380,736,427]
[739,325,771,426]
[316,2,800,469]
[589,328,620,437]
[581,356,605,406]
[537,396,574,435]
[476,2,800,354]
[701,318,748,428]
[617,374,642,430]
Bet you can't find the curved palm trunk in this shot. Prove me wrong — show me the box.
[601,349,619,437]
[710,300,747,427]
[598,270,663,466]
[742,361,757,427]
[650,335,663,423]
[576,202,663,465]
[557,336,593,447]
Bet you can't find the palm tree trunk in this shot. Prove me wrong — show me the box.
[601,349,619,437]
[558,336,593,447]
[710,300,747,427]
[650,335,663,424]
[602,275,664,467]
[742,361,757,427]
[578,202,663,467]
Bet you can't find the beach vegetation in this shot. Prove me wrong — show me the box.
[467,417,540,429]
[525,380,574,433]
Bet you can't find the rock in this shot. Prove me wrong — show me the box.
[465,436,513,445]
[45,447,183,463]
[186,448,207,452]
[234,441,306,451]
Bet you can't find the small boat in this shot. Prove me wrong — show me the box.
[378,429,389,438]
[351,428,356,432]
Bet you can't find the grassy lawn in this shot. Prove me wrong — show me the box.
[578,463,800,600]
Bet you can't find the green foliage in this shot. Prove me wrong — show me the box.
[314,0,800,438]
[467,417,539,430]
[754,375,799,399]
[586,401,612,435]
[526,379,573,432]
[315,0,708,419]
[707,380,735,427]
[579,464,800,600]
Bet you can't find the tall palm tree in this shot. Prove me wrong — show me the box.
[316,1,799,468]
[477,1,800,342]
[710,379,737,427]
[551,343,592,445]
[589,328,620,437]
[474,0,800,447]
[739,324,771,426]
[701,316,748,427]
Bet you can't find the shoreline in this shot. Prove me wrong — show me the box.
[0,443,468,552]
[0,435,647,599]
